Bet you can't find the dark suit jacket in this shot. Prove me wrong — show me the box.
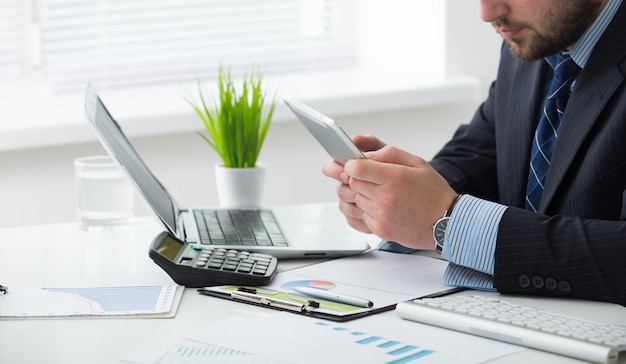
[430,4,626,306]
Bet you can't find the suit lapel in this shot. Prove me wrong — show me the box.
[500,61,547,207]
[540,9,626,212]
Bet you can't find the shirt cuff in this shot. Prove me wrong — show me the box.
[442,195,507,276]
[443,263,496,291]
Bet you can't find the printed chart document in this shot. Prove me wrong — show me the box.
[0,285,183,319]
[123,312,522,364]
[200,250,456,321]
[121,336,290,364]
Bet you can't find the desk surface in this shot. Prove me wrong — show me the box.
[1,218,625,364]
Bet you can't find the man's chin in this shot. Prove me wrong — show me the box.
[504,40,545,62]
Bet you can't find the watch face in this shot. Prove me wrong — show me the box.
[433,217,449,253]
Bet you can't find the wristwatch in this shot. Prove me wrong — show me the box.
[433,194,461,255]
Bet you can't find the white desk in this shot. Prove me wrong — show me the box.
[1,218,625,364]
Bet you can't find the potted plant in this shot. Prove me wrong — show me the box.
[185,66,277,207]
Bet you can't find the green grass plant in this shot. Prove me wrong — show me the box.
[185,66,276,168]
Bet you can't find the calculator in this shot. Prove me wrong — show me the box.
[149,231,278,287]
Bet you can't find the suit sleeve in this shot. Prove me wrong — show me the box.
[494,207,626,306]
[429,82,500,202]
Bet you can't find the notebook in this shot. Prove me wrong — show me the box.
[83,85,371,259]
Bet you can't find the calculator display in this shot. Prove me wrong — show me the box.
[155,234,184,261]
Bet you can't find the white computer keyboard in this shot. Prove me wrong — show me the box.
[395,295,626,364]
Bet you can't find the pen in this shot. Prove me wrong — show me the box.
[0,285,7,295]
[230,290,308,312]
[292,286,373,308]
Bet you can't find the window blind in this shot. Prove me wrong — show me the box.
[0,0,26,78]
[35,0,358,92]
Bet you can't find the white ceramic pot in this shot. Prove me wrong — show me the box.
[214,163,266,208]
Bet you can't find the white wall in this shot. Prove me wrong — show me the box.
[0,1,501,228]
[0,103,474,227]
[446,0,502,96]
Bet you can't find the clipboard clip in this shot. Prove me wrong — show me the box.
[230,287,319,312]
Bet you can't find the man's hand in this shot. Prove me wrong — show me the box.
[322,134,457,249]
[322,134,387,234]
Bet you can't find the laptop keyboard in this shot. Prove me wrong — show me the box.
[193,209,288,247]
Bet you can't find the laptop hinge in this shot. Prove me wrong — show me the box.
[179,210,198,243]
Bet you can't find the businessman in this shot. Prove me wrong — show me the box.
[323,0,626,306]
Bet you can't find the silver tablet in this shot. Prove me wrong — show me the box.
[284,98,366,165]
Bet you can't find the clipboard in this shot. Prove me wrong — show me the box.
[199,285,403,322]
[198,250,458,322]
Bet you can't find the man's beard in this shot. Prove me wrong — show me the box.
[495,1,604,61]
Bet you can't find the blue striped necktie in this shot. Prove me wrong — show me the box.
[525,52,581,212]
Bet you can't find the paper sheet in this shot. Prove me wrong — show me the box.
[124,312,521,364]
[121,336,290,364]
[189,313,522,363]
[0,285,183,319]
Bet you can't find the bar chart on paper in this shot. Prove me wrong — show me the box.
[185,313,521,364]
[313,321,434,363]
[155,339,288,364]
[0,285,182,318]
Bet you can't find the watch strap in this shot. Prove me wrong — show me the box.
[444,194,462,218]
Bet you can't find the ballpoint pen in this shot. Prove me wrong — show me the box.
[0,285,7,294]
[292,286,374,308]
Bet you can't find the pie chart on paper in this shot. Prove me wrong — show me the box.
[281,280,336,291]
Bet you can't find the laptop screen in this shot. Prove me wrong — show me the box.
[84,84,179,235]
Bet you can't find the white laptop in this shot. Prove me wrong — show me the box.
[83,85,370,259]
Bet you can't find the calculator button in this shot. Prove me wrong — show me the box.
[237,266,252,273]
[251,255,272,262]
[207,262,223,269]
[252,268,268,275]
